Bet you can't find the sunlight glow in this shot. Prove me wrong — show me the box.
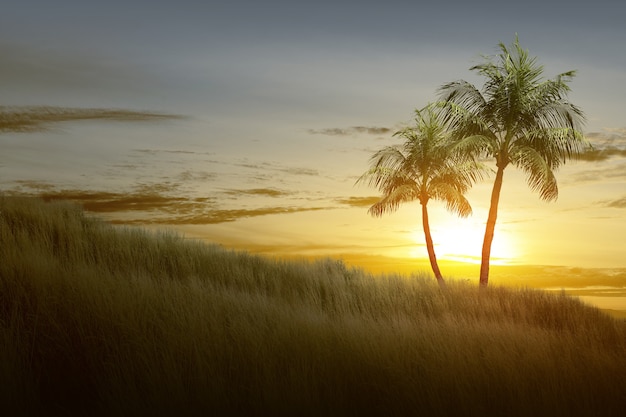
[410,219,519,265]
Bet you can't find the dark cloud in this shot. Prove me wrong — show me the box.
[9,182,329,225]
[336,196,381,208]
[0,105,184,133]
[39,190,191,213]
[307,126,392,136]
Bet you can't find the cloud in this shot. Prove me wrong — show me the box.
[153,206,328,225]
[336,196,381,208]
[593,128,626,137]
[133,149,212,156]
[39,190,194,213]
[11,180,56,191]
[233,160,319,177]
[578,129,626,162]
[176,170,218,182]
[564,129,626,184]
[577,147,626,162]
[568,162,626,184]
[222,188,291,197]
[307,126,392,136]
[0,105,184,133]
[10,182,329,225]
[598,196,626,209]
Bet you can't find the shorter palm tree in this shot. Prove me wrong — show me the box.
[357,104,488,286]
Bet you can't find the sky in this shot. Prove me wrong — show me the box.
[1,0,626,310]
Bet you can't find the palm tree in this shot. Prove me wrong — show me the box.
[357,104,487,287]
[438,37,587,287]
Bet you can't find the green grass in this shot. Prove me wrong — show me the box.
[1,196,625,416]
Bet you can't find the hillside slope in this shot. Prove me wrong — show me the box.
[1,196,625,416]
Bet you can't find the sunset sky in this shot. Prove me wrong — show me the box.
[1,1,625,310]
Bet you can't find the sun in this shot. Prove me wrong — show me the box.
[410,218,519,265]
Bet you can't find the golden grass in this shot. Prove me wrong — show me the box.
[1,196,625,416]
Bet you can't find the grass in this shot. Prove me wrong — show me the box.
[1,196,625,416]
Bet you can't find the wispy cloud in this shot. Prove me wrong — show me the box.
[336,196,381,208]
[38,190,198,213]
[176,170,218,182]
[562,129,626,185]
[0,105,184,133]
[233,161,319,177]
[222,188,292,197]
[132,149,212,156]
[11,180,56,191]
[11,182,330,225]
[154,206,328,225]
[307,126,392,136]
[568,162,626,184]
[578,129,626,162]
[577,147,626,162]
[598,196,626,209]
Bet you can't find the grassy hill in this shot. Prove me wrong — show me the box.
[1,196,625,416]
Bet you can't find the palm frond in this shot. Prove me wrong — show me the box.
[358,103,485,218]
[437,81,486,120]
[437,37,586,204]
[429,182,473,217]
[367,184,419,217]
[448,133,496,159]
[513,145,559,201]
[521,127,589,168]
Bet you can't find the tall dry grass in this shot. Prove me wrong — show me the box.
[1,196,625,416]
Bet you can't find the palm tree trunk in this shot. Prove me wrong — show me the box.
[421,203,446,288]
[479,165,505,287]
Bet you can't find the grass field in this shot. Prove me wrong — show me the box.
[1,196,625,416]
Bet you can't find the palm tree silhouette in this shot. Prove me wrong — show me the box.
[438,37,587,287]
[357,104,488,287]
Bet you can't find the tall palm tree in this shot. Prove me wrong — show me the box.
[357,104,487,287]
[438,37,587,287]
